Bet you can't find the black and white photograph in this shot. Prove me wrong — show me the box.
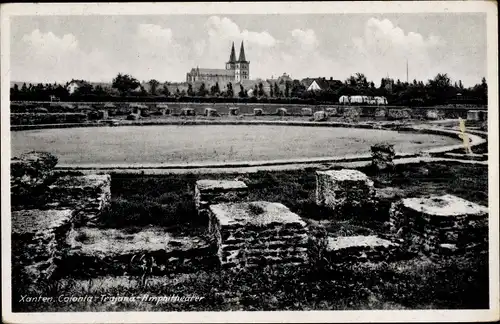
[1,2,498,323]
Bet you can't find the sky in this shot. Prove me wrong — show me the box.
[9,13,487,87]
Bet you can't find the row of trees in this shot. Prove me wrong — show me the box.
[10,72,488,106]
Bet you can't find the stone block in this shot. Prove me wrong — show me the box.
[375,107,387,119]
[425,110,440,120]
[326,235,402,263]
[467,110,481,121]
[194,180,248,220]
[388,194,488,255]
[301,108,313,116]
[208,201,309,268]
[314,111,328,121]
[63,226,217,277]
[388,108,412,120]
[325,107,338,116]
[342,107,361,121]
[229,107,239,116]
[371,143,395,171]
[277,108,287,116]
[204,108,219,117]
[11,151,58,198]
[254,108,263,116]
[316,169,376,218]
[47,174,111,226]
[12,209,74,281]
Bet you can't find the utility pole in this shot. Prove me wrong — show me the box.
[406,59,409,84]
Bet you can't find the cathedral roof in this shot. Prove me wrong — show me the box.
[228,42,237,63]
[189,68,235,76]
[238,41,248,62]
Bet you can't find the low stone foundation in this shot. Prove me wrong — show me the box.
[326,235,402,263]
[12,209,74,281]
[208,201,309,268]
[371,143,395,171]
[316,169,376,218]
[277,108,287,116]
[63,227,217,277]
[325,107,338,116]
[301,108,313,116]
[11,151,58,199]
[194,179,248,220]
[388,108,412,120]
[47,174,111,226]
[387,194,488,255]
[314,111,328,121]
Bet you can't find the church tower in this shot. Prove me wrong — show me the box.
[235,41,250,82]
[226,42,237,71]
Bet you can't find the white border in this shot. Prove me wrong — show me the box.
[1,2,499,323]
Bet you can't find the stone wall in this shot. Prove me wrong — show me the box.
[12,209,74,281]
[11,113,88,125]
[11,152,112,281]
[10,151,58,200]
[386,194,488,255]
[301,108,313,116]
[63,227,218,277]
[208,201,309,269]
[47,174,111,226]
[326,235,404,264]
[387,108,412,120]
[316,169,376,218]
[194,180,249,220]
[313,111,328,121]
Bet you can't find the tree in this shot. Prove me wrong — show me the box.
[162,83,171,97]
[270,85,274,97]
[253,84,258,98]
[238,84,247,98]
[148,79,160,95]
[187,84,194,96]
[197,83,208,97]
[93,85,106,96]
[74,82,93,96]
[285,82,290,97]
[258,82,265,97]
[210,82,221,96]
[226,82,234,98]
[11,84,20,99]
[112,73,140,96]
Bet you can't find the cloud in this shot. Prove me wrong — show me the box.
[136,24,174,44]
[205,16,276,47]
[290,28,318,51]
[22,29,79,54]
[350,18,444,82]
[13,29,112,83]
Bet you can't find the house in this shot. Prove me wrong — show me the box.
[66,80,87,94]
[303,77,343,92]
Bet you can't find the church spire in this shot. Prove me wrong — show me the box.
[238,41,247,62]
[228,42,236,63]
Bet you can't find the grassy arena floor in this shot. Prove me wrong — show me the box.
[11,125,459,165]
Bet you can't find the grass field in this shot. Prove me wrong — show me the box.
[11,125,459,165]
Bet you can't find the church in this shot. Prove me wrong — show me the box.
[186,41,250,83]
